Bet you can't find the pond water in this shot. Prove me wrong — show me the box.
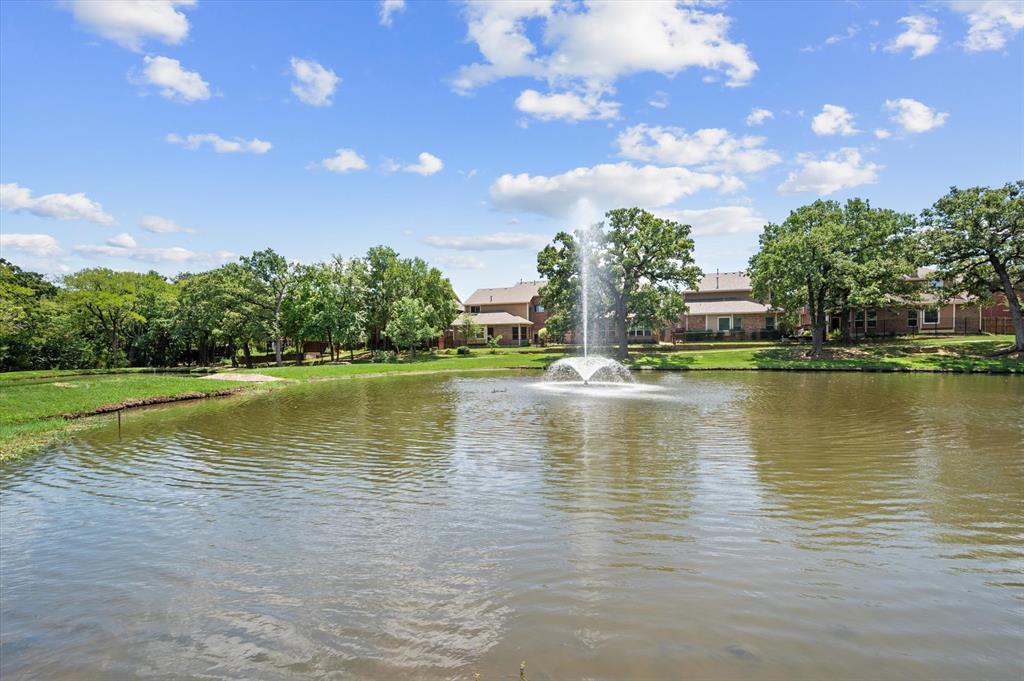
[2,371,1022,680]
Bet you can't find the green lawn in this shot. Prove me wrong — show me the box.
[1,336,1018,462]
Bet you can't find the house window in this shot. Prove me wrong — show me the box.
[627,324,651,337]
[908,309,918,327]
[867,311,877,329]
[534,304,545,313]
[717,316,731,332]
[765,315,775,331]
[469,305,480,313]
[854,310,865,328]
[924,308,939,324]
[511,326,521,341]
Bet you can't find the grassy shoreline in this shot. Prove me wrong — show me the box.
[2,336,1019,463]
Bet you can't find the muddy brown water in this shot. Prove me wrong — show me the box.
[1,371,1022,680]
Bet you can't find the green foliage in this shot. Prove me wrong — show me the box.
[538,207,701,358]
[922,181,1024,350]
[385,296,438,356]
[458,313,481,345]
[456,345,470,355]
[486,334,502,353]
[371,349,397,363]
[749,198,919,357]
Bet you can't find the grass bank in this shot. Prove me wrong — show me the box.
[1,336,1018,462]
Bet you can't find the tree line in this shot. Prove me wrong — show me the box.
[537,182,1023,358]
[0,245,459,371]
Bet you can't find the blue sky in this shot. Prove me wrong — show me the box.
[1,0,1022,299]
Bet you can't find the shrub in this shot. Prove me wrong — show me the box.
[456,345,470,355]
[371,349,397,363]
[486,335,502,353]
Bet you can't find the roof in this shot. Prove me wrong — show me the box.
[454,312,533,326]
[687,271,752,293]
[684,300,772,315]
[464,280,545,305]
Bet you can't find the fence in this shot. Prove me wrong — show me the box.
[982,317,1015,335]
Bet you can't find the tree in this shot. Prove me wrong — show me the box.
[326,256,368,361]
[537,207,701,359]
[63,268,169,367]
[749,199,919,358]
[458,312,481,345]
[922,181,1024,353]
[238,249,294,366]
[385,297,437,357]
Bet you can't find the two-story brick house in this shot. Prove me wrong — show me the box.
[454,280,550,346]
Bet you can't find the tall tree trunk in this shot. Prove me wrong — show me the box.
[111,321,120,367]
[274,338,283,367]
[349,346,354,362]
[243,343,253,369]
[229,343,238,368]
[993,260,1024,352]
[615,297,629,360]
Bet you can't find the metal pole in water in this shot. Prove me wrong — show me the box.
[118,409,122,440]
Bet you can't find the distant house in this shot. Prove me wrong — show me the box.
[672,271,779,340]
[454,280,549,346]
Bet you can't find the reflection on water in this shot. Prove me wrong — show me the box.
[2,372,1022,680]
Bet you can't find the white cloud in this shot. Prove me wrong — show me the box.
[884,98,949,133]
[107,233,137,248]
[886,15,941,58]
[74,241,233,264]
[0,182,116,225]
[66,0,194,51]
[140,215,194,233]
[289,58,339,107]
[166,133,272,154]
[778,148,881,195]
[425,232,550,250]
[490,162,741,218]
[400,152,444,176]
[874,128,892,139]
[313,148,368,173]
[0,233,61,257]
[648,90,669,109]
[950,0,1024,52]
[802,24,859,52]
[379,0,406,27]
[745,107,774,126]
[615,124,781,173]
[515,88,619,122]
[811,104,859,136]
[453,0,758,106]
[659,206,768,236]
[139,55,210,102]
[434,254,486,270]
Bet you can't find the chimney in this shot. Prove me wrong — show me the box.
[716,269,720,290]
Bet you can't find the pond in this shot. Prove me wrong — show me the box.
[1,371,1022,680]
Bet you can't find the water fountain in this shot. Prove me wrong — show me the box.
[539,218,646,394]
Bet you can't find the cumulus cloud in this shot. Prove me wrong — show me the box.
[874,128,892,139]
[515,88,619,122]
[886,15,941,58]
[452,0,757,119]
[65,0,194,51]
[425,232,550,250]
[0,182,116,225]
[884,98,949,133]
[379,0,406,27]
[399,152,444,176]
[659,206,768,236]
[0,233,61,257]
[811,104,859,136]
[950,0,1024,52]
[74,241,234,264]
[745,107,774,126]
[290,58,339,107]
[434,254,486,270]
[490,162,741,218]
[312,148,368,173]
[166,133,271,154]
[107,233,137,248]
[136,55,209,103]
[140,215,193,233]
[778,148,881,195]
[616,125,781,174]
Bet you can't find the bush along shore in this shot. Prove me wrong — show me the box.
[1,336,1020,462]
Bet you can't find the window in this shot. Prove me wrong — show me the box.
[923,308,939,324]
[475,326,485,339]
[534,304,545,313]
[908,309,918,327]
[511,326,520,341]
[765,315,775,331]
[854,310,865,328]
[628,324,651,337]
[717,316,731,332]
[733,316,743,331]
[867,311,877,329]
[469,305,480,313]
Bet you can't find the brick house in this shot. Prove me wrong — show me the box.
[668,271,780,340]
[454,280,550,346]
